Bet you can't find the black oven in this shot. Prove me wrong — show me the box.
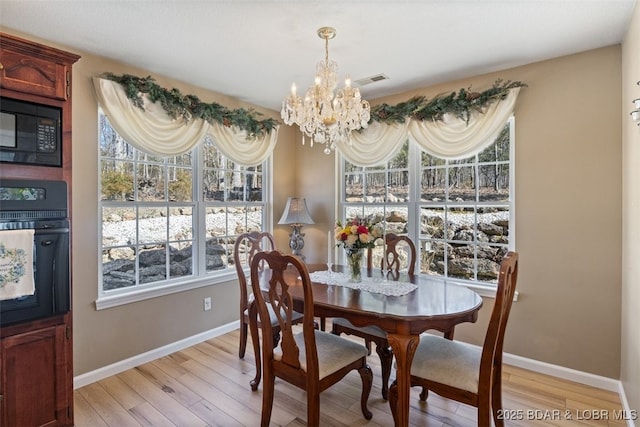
[0,179,70,326]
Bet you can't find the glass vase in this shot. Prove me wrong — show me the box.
[345,248,364,283]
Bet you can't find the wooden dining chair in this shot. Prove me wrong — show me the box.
[331,232,418,399]
[233,231,303,391]
[388,251,519,427]
[250,250,373,427]
[381,232,417,277]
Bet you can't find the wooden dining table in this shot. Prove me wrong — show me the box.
[277,263,484,427]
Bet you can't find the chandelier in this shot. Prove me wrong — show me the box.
[281,27,370,154]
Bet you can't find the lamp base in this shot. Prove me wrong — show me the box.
[288,224,306,261]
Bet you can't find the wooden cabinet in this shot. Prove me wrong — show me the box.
[0,33,79,427]
[1,319,72,426]
[0,47,71,100]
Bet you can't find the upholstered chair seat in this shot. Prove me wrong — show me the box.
[410,334,481,393]
[275,330,369,379]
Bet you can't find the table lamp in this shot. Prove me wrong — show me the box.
[278,197,315,260]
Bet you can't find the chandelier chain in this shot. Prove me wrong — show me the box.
[324,32,330,64]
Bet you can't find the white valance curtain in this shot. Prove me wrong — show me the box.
[94,77,519,167]
[338,87,520,166]
[92,77,279,166]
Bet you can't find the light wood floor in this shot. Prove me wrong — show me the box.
[74,327,626,427]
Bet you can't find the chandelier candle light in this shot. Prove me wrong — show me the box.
[281,27,371,154]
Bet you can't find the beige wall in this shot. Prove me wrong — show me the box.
[621,1,640,414]
[1,28,624,381]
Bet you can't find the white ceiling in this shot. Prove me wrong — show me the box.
[0,1,636,111]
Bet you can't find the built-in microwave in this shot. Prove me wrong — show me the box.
[0,97,62,167]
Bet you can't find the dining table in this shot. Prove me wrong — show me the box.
[273,263,484,427]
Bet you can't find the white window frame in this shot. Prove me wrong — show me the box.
[96,112,272,309]
[338,117,515,298]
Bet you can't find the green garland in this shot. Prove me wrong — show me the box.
[369,79,527,125]
[102,73,526,137]
[100,73,279,138]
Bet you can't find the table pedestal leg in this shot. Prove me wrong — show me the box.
[387,333,420,427]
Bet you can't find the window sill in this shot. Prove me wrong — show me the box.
[95,270,238,310]
[446,279,519,301]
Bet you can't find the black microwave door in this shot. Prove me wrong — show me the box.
[0,97,62,167]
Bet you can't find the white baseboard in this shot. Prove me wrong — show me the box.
[616,381,638,427]
[503,353,636,427]
[73,320,239,389]
[503,352,620,392]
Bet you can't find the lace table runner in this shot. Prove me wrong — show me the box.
[309,270,417,297]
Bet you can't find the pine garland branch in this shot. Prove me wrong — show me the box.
[370,79,527,125]
[100,73,278,138]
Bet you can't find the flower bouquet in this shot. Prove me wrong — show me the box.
[335,218,382,282]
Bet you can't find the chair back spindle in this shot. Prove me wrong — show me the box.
[366,233,417,277]
[479,251,519,385]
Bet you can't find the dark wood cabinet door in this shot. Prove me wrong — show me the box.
[0,49,69,100]
[0,324,71,427]
[0,33,78,100]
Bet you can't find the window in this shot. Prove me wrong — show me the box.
[340,118,514,286]
[98,112,268,306]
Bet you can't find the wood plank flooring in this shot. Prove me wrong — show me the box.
[74,327,627,426]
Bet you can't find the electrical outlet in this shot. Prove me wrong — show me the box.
[203,297,212,311]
